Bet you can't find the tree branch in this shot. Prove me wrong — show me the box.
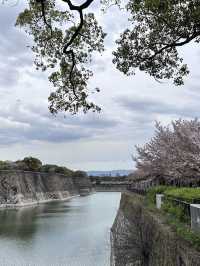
[61,0,95,101]
[62,0,95,11]
[149,30,200,60]
[36,0,95,102]
[37,0,52,34]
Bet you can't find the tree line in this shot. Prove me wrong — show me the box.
[0,157,87,178]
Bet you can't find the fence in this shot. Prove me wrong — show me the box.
[164,196,191,218]
[126,177,159,195]
[156,194,200,232]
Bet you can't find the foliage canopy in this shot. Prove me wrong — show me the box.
[21,156,42,171]
[0,157,83,177]
[15,0,200,114]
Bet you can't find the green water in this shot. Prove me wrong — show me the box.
[0,192,121,266]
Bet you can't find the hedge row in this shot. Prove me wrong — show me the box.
[147,186,200,204]
[164,188,200,203]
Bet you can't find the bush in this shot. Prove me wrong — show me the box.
[40,164,57,173]
[15,160,29,171]
[146,186,200,248]
[55,166,73,176]
[162,200,189,223]
[21,157,42,171]
[0,158,75,176]
[162,188,200,225]
[41,164,73,176]
[0,161,12,170]
[73,171,87,178]
[164,188,200,203]
[146,186,198,222]
[166,216,200,249]
[146,186,171,205]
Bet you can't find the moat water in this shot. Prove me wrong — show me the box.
[0,192,121,266]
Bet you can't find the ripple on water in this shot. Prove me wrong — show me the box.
[0,192,121,266]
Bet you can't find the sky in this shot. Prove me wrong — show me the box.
[0,0,200,171]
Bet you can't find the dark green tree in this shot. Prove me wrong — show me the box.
[113,0,198,85]
[0,161,12,170]
[40,164,58,173]
[73,170,88,178]
[22,157,42,171]
[41,164,73,176]
[15,0,200,114]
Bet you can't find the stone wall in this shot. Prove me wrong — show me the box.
[111,193,200,266]
[0,170,92,207]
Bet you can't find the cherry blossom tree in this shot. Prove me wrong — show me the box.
[134,119,200,184]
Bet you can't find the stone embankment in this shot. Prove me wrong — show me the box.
[0,170,92,207]
[111,193,200,266]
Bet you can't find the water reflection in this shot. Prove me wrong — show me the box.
[0,207,39,240]
[0,192,121,266]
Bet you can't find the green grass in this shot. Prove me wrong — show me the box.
[146,186,200,222]
[165,215,200,249]
[146,186,172,205]
[146,186,200,249]
[164,187,200,203]
[162,199,189,223]
[125,190,200,249]
[146,186,200,204]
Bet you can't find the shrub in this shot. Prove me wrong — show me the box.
[55,166,73,176]
[41,164,73,176]
[0,161,12,170]
[0,158,75,176]
[73,171,87,178]
[40,164,57,173]
[162,200,189,223]
[146,186,200,248]
[21,157,42,171]
[167,217,200,249]
[164,188,200,203]
[15,160,29,171]
[146,186,192,222]
[146,186,171,205]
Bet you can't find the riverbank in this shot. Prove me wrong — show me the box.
[0,193,79,209]
[111,192,200,266]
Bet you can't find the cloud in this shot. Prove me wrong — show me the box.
[1,1,200,170]
[117,96,200,119]
[0,101,119,145]
[0,2,33,89]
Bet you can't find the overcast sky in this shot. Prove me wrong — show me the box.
[0,1,200,171]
